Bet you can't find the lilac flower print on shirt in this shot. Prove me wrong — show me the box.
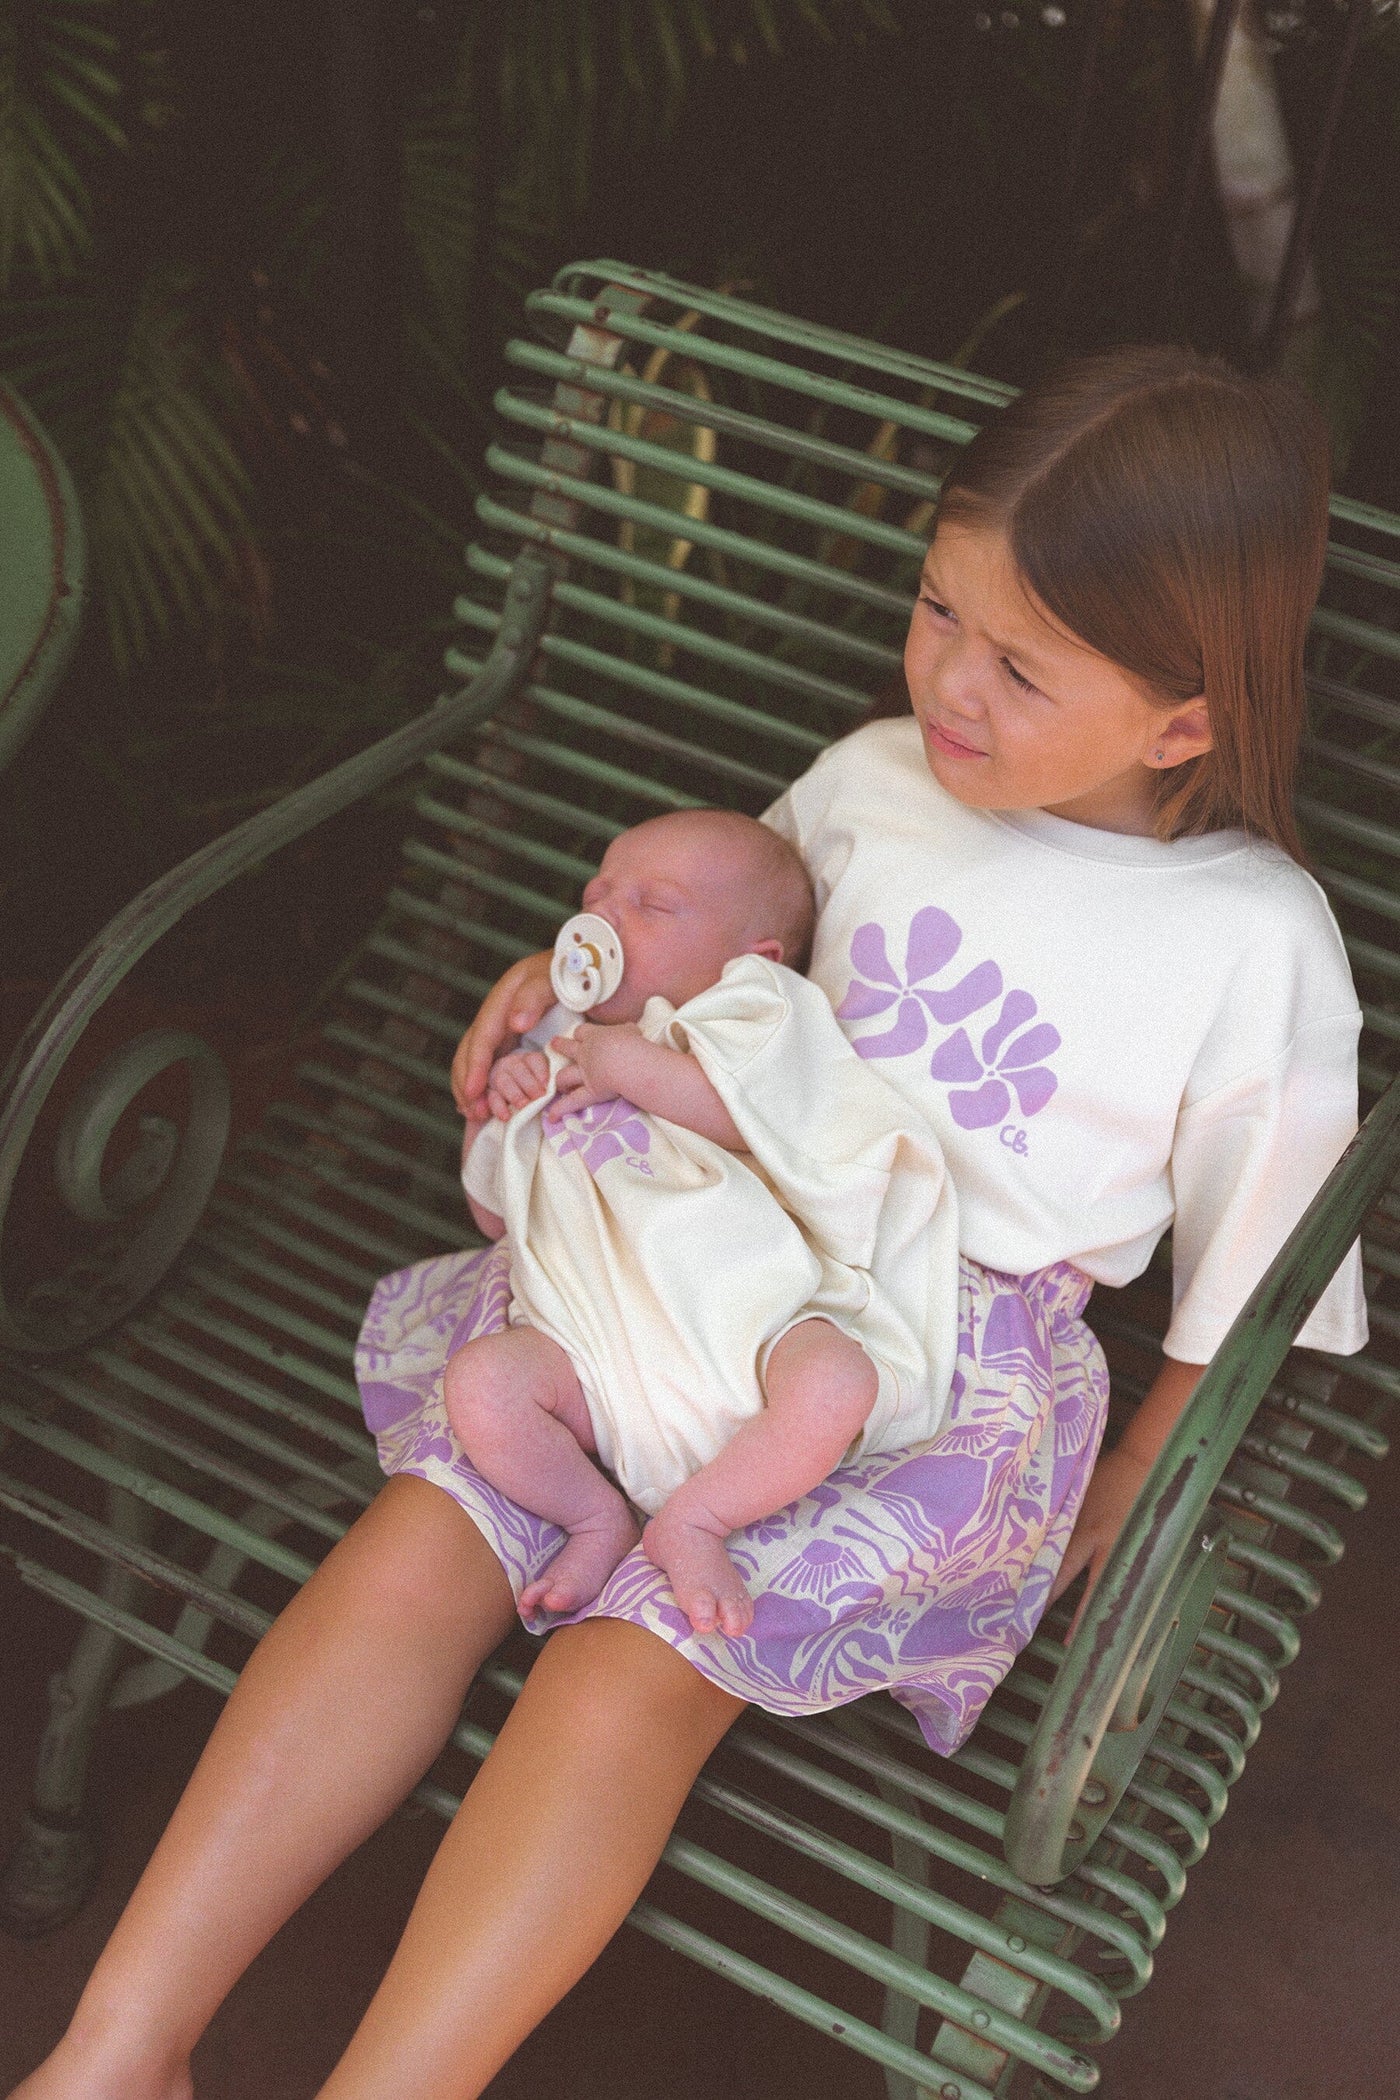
[837,907,1004,1059]
[928,990,1061,1129]
[550,1096,653,1178]
[837,908,1062,1137]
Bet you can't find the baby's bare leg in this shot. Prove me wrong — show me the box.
[643,1319,877,1638]
[443,1328,639,1616]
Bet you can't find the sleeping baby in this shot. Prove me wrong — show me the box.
[450,807,961,1638]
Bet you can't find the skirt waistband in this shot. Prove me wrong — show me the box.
[962,1255,1095,1324]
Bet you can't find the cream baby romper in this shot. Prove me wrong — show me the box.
[463,953,962,1515]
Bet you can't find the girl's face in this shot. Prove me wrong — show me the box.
[904,521,1212,835]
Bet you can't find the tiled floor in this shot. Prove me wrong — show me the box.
[3,1430,1397,2100]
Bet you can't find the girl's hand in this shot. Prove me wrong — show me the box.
[485,1048,551,1122]
[545,1023,638,1119]
[451,951,553,1122]
[1049,1357,1204,1642]
[1048,1445,1154,1641]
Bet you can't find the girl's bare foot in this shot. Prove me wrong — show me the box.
[643,1504,752,1637]
[519,1503,640,1616]
[7,2030,193,2100]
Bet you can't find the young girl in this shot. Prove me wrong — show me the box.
[13,344,1366,2100]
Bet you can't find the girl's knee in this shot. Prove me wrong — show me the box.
[532,1619,745,1752]
[303,1475,513,1635]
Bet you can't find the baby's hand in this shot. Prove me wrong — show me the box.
[546,1023,638,1119]
[485,1047,551,1122]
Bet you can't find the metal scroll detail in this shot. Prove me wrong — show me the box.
[0,544,559,1359]
[4,1031,231,1356]
[0,290,648,1357]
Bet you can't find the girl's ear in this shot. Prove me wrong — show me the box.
[748,937,786,965]
[1154,697,1212,768]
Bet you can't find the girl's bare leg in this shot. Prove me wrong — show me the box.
[316,1616,745,2100]
[8,1474,517,2100]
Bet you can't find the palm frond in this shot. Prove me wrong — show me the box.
[497,0,904,229]
[0,0,124,291]
[1,260,257,676]
[403,29,479,348]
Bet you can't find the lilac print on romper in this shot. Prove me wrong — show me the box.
[549,1096,653,1177]
[837,905,1061,1131]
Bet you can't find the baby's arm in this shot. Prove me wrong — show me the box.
[549,1024,745,1149]
[485,1046,551,1122]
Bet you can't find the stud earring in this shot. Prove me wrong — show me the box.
[1154,748,1165,763]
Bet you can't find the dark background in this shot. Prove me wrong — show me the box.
[3,0,1399,1009]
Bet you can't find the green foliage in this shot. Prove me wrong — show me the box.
[1287,221,1400,479]
[5,261,258,676]
[0,0,123,289]
[0,0,1397,875]
[1283,17,1400,475]
[0,0,907,740]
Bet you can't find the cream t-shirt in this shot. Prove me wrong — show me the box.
[762,716,1368,1364]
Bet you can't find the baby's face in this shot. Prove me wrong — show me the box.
[576,816,774,1022]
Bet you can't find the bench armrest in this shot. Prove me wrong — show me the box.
[0,549,555,1356]
[1004,1069,1400,1885]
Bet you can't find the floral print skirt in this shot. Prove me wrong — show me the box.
[355,1242,1109,1755]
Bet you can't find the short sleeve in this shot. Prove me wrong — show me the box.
[763,743,871,932]
[760,780,800,847]
[1165,1011,1369,1362]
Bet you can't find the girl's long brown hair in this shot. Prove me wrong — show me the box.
[933,344,1332,861]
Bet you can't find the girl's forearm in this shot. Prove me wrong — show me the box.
[605,1036,744,1149]
[1050,1354,1211,1612]
[1119,1355,1207,1464]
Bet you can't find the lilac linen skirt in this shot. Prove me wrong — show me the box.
[355,1242,1108,1755]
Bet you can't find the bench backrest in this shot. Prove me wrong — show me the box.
[405,262,1400,1130]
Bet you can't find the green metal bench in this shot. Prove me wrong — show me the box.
[2,263,1398,2099]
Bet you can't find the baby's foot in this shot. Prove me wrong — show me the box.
[518,1504,640,1617]
[643,1505,753,1638]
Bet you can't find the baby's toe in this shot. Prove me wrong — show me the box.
[684,1588,719,1634]
[717,1591,754,1638]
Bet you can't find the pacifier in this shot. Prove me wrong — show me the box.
[550,913,625,1012]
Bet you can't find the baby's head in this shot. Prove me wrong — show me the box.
[573,809,814,1022]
